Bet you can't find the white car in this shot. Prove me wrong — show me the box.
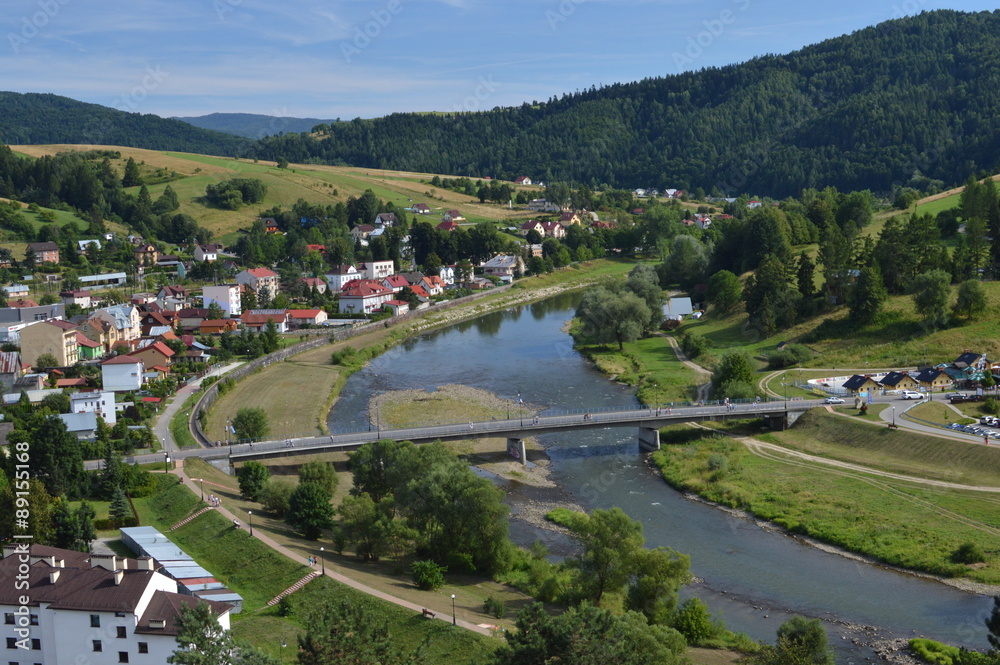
[901,390,924,400]
[824,397,845,405]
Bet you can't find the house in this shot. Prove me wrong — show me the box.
[8,298,39,308]
[300,277,327,295]
[201,284,242,317]
[101,355,144,392]
[70,390,116,424]
[27,241,60,264]
[157,285,189,302]
[61,289,94,309]
[55,377,88,389]
[540,221,566,239]
[77,332,103,360]
[133,243,159,267]
[747,200,763,209]
[305,244,326,255]
[79,271,128,290]
[156,255,181,269]
[262,217,281,234]
[199,319,239,335]
[235,268,280,299]
[439,265,455,286]
[374,212,397,227]
[443,209,465,222]
[842,374,882,395]
[20,319,79,367]
[520,220,545,237]
[59,411,99,440]
[0,544,231,665]
[176,308,211,330]
[437,220,460,232]
[286,309,328,327]
[953,351,985,370]
[127,341,175,370]
[80,317,118,353]
[514,176,532,185]
[408,284,430,302]
[528,198,562,213]
[412,203,431,214]
[481,255,525,281]
[529,244,543,258]
[383,299,410,316]
[92,304,142,344]
[559,211,582,227]
[140,310,176,335]
[359,260,394,282]
[350,224,376,241]
[241,309,288,333]
[381,274,409,293]
[194,244,223,262]
[77,239,101,254]
[423,275,446,296]
[913,367,953,392]
[0,351,23,393]
[879,371,920,392]
[339,282,394,314]
[325,264,361,292]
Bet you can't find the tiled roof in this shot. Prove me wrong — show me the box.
[135,591,229,636]
[286,309,322,319]
[102,355,141,365]
[76,333,101,348]
[246,267,278,278]
[342,283,391,298]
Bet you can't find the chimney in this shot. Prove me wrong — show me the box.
[114,569,124,586]
[137,557,154,571]
[149,619,166,629]
[90,553,116,571]
[49,570,60,584]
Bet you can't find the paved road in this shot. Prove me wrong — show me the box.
[151,362,244,453]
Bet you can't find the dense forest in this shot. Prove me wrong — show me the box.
[173,112,336,139]
[244,10,1000,197]
[0,92,243,155]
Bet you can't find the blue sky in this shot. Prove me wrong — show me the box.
[2,0,997,119]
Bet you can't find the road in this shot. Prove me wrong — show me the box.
[152,361,244,453]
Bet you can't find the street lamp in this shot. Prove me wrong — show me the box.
[518,391,523,427]
[320,547,325,575]
[198,478,204,502]
[164,453,170,473]
[248,510,253,536]
[227,419,232,453]
[892,406,896,427]
[451,594,456,626]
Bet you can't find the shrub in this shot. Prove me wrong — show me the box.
[706,454,728,474]
[259,479,294,517]
[909,638,961,665]
[983,398,999,416]
[411,560,446,591]
[951,542,986,565]
[673,597,716,645]
[681,333,709,359]
[767,343,814,369]
[483,595,506,619]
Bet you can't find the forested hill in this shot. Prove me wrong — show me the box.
[0,92,244,155]
[173,113,335,139]
[247,9,1000,198]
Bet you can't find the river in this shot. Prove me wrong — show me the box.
[327,292,993,657]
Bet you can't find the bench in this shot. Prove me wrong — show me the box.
[887,423,899,430]
[421,608,436,619]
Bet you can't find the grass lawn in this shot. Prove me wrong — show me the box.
[905,400,977,427]
[758,409,1000,486]
[652,430,1000,583]
[169,388,204,449]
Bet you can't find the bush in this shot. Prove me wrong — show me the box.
[951,542,986,565]
[767,343,814,369]
[483,595,506,619]
[236,461,270,501]
[673,597,716,645]
[983,398,999,416]
[681,333,709,359]
[706,454,728,474]
[411,560,446,591]
[909,638,961,665]
[259,479,294,517]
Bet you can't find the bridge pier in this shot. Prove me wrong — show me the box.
[638,427,660,452]
[764,412,789,431]
[506,438,527,466]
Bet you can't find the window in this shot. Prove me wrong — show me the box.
[137,643,148,654]
[29,641,38,652]
[118,652,129,663]
[92,640,102,652]
[116,627,126,639]
[5,638,15,649]
[3,614,12,625]
[28,617,36,627]
[90,615,100,628]
[114,612,126,618]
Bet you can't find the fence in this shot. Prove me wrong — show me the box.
[189,283,513,445]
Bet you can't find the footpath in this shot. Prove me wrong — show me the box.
[169,460,491,636]
[154,361,244,452]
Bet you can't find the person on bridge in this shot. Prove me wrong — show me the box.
[533,416,539,425]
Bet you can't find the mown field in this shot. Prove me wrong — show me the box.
[652,424,1000,584]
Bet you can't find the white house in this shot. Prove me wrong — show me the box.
[201,284,242,317]
[339,282,394,314]
[373,212,397,227]
[359,260,394,282]
[0,544,231,665]
[77,239,101,254]
[439,265,455,286]
[193,244,223,262]
[70,391,117,425]
[286,309,328,327]
[234,268,280,298]
[101,356,144,392]
[325,264,361,292]
[481,255,525,281]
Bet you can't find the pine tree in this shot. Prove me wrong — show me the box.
[122,157,143,187]
[109,485,131,526]
[797,251,816,298]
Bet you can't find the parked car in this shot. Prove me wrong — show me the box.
[981,416,999,426]
[824,397,846,405]
[901,390,924,400]
[944,392,965,400]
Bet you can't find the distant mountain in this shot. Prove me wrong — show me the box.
[246,9,1000,197]
[0,92,243,155]
[173,113,335,139]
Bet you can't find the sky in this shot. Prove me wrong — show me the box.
[2,0,998,120]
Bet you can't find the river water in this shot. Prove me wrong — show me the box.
[327,292,993,656]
